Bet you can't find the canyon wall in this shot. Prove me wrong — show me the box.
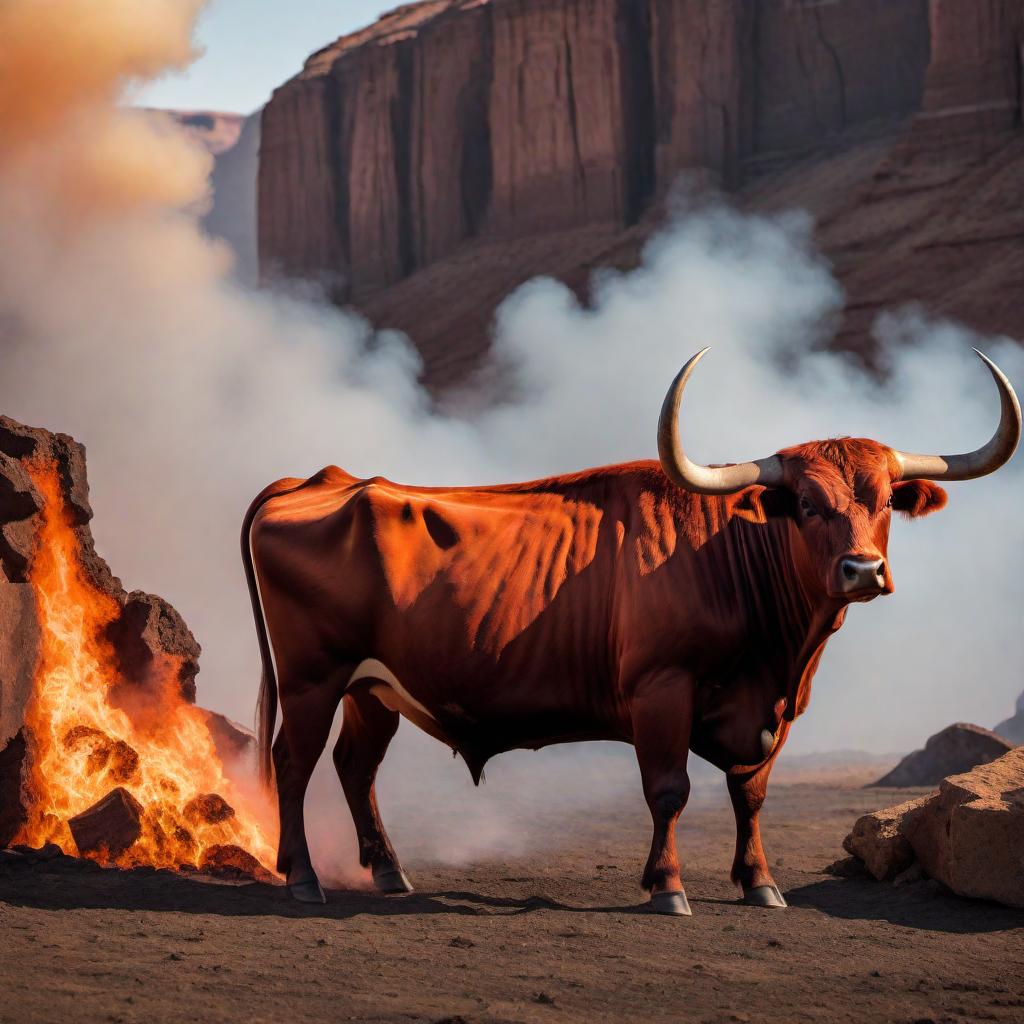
[258,0,1024,384]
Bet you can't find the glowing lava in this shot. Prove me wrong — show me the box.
[14,460,276,872]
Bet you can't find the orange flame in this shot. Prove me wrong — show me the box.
[14,460,277,873]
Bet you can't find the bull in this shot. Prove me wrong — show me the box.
[243,349,1020,912]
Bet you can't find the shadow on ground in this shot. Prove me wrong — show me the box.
[2,860,1022,934]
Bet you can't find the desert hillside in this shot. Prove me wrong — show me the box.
[257,0,1024,387]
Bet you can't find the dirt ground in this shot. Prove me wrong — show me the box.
[2,773,1022,1024]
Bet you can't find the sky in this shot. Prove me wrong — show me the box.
[134,0,394,114]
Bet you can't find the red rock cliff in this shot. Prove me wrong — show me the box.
[258,0,1024,384]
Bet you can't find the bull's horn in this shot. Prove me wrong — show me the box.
[658,348,785,495]
[895,349,1021,482]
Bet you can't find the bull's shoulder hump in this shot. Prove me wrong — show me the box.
[254,466,366,528]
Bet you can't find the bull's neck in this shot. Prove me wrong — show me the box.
[704,499,846,716]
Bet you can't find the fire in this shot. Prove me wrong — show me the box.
[14,460,277,873]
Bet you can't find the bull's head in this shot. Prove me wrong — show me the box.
[658,348,1021,603]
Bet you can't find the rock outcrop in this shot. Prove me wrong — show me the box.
[161,109,261,286]
[994,690,1024,746]
[845,748,1024,907]
[0,416,201,847]
[257,0,1024,387]
[871,723,1014,788]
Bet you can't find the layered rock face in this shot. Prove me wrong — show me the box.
[259,0,929,295]
[259,0,1024,386]
[162,109,261,287]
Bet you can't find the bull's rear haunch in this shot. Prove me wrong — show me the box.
[242,349,1020,912]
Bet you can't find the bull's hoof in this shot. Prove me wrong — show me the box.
[288,878,326,904]
[649,889,692,916]
[742,884,787,909]
[373,867,413,895]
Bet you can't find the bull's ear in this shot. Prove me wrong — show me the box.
[731,486,795,523]
[891,480,948,518]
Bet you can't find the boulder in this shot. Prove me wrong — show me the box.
[68,787,144,858]
[870,723,1013,787]
[993,690,1024,746]
[843,748,1024,908]
[842,795,929,880]
[902,749,1024,908]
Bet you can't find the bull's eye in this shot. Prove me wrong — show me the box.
[799,497,818,519]
[885,495,893,509]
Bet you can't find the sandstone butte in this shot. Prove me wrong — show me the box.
[256,0,1024,389]
[845,747,1024,908]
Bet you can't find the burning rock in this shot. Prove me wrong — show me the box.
[0,415,274,874]
[200,843,275,883]
[183,793,235,826]
[68,787,144,858]
[870,723,1013,788]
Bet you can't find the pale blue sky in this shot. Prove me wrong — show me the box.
[135,1,393,114]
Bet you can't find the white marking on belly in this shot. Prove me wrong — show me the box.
[349,658,438,723]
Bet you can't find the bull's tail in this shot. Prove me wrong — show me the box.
[241,481,299,790]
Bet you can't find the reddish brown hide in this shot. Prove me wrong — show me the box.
[242,440,945,907]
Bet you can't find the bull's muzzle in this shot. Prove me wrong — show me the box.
[836,555,888,598]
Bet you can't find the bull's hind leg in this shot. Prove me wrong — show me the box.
[727,758,787,909]
[275,675,346,904]
[630,672,696,917]
[333,685,412,894]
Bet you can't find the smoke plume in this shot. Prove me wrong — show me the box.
[1,1,1020,879]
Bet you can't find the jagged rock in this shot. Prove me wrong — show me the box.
[68,788,144,858]
[106,591,201,704]
[200,709,257,767]
[182,793,235,826]
[843,748,1024,908]
[199,843,274,883]
[842,795,930,880]
[0,728,27,847]
[871,723,1013,788]
[0,416,203,842]
[993,690,1024,746]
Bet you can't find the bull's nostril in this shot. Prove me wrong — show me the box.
[875,562,886,579]
[842,562,857,581]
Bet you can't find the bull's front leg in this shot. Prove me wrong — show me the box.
[727,734,788,909]
[629,670,696,917]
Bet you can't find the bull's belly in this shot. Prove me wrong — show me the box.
[346,657,621,765]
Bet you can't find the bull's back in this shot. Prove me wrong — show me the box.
[250,466,624,728]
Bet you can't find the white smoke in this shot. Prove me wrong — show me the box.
[1,1,1020,880]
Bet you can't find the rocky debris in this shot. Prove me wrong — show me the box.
[258,0,1024,389]
[199,843,275,883]
[0,416,203,850]
[871,723,1013,788]
[993,690,1024,746]
[68,788,144,858]
[200,709,257,768]
[0,728,27,847]
[182,793,235,827]
[105,591,201,704]
[842,795,929,881]
[843,748,1024,908]
[63,726,140,785]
